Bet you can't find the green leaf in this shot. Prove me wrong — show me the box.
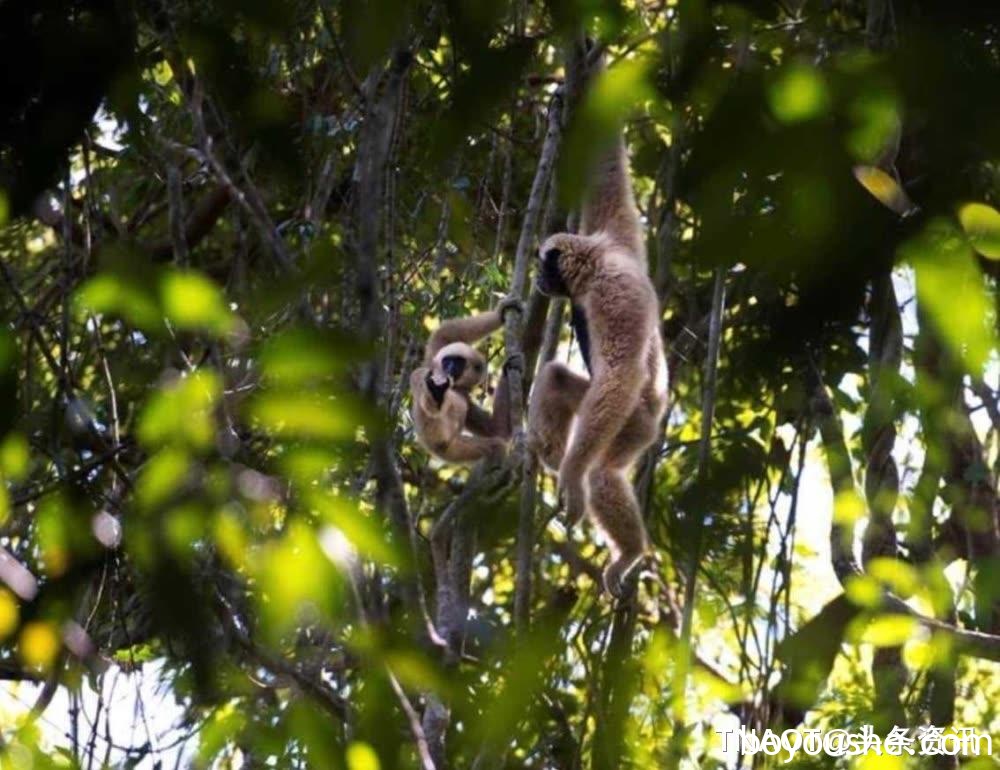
[0,433,30,482]
[160,270,234,334]
[958,202,1000,259]
[249,392,360,440]
[75,273,161,328]
[768,63,830,124]
[259,329,367,384]
[254,521,345,635]
[560,58,653,208]
[138,370,221,450]
[309,491,403,568]
[136,448,191,510]
[901,218,998,375]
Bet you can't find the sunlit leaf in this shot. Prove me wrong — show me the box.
[867,557,919,598]
[845,574,883,608]
[856,613,919,646]
[833,488,865,526]
[255,521,345,635]
[151,60,173,86]
[0,432,30,482]
[136,448,191,510]
[901,218,998,374]
[75,272,161,328]
[198,702,247,765]
[561,58,653,207]
[346,742,380,770]
[0,588,18,639]
[846,85,901,162]
[310,492,402,568]
[19,621,61,671]
[164,503,208,558]
[138,370,221,450]
[249,392,360,440]
[259,329,366,384]
[0,190,8,226]
[852,166,915,216]
[768,63,830,123]
[161,270,234,335]
[855,752,907,770]
[214,506,249,568]
[958,202,1000,259]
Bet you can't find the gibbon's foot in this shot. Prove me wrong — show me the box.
[496,295,524,321]
[602,556,642,599]
[502,352,525,376]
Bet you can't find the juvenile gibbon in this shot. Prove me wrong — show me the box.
[528,90,668,596]
[410,297,522,464]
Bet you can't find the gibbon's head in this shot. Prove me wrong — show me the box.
[432,342,488,390]
[535,233,599,298]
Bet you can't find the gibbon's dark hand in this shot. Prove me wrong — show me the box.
[496,295,523,321]
[425,371,450,407]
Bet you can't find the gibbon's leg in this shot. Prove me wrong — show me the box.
[436,434,508,465]
[557,357,645,525]
[586,409,657,596]
[527,362,589,473]
[587,467,648,596]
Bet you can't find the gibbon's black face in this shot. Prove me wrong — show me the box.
[536,246,570,297]
[441,355,468,380]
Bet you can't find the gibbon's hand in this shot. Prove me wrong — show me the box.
[425,371,451,407]
[557,463,587,527]
[496,295,524,321]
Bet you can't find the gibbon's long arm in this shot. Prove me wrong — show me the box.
[577,53,645,266]
[423,310,503,363]
[579,135,645,266]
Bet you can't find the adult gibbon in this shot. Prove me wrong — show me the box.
[528,82,667,596]
[410,298,522,464]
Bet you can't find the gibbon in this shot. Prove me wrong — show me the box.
[410,298,522,464]
[528,96,667,597]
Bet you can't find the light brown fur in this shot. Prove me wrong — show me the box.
[528,58,667,595]
[410,300,520,464]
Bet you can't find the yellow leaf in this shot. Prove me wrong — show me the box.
[0,588,18,639]
[860,614,919,647]
[346,742,380,770]
[19,621,61,671]
[958,202,1000,259]
[867,557,919,598]
[833,489,865,526]
[853,166,915,216]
